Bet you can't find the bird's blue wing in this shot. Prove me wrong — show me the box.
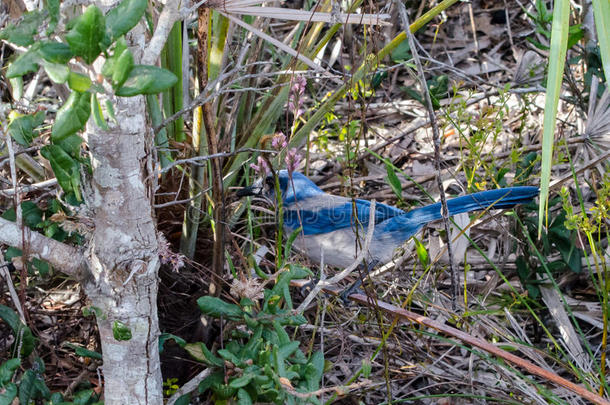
[284,198,405,235]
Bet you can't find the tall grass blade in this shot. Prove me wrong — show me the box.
[161,22,185,142]
[591,0,610,88]
[538,0,570,236]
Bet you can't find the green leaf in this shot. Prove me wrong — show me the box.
[40,145,81,196]
[229,374,254,388]
[236,388,253,405]
[285,264,312,279]
[591,0,610,87]
[72,388,94,405]
[49,392,64,403]
[2,201,43,230]
[115,65,178,96]
[158,333,186,354]
[90,93,109,130]
[64,342,102,360]
[39,41,73,64]
[273,320,291,346]
[42,60,69,84]
[65,5,105,64]
[6,45,41,78]
[102,37,127,76]
[217,349,240,365]
[538,0,570,235]
[198,371,224,394]
[304,351,324,390]
[215,384,237,400]
[385,163,403,201]
[18,370,36,404]
[413,237,429,268]
[105,99,118,124]
[112,47,134,89]
[284,227,302,264]
[105,0,147,41]
[0,382,17,404]
[45,0,60,33]
[68,72,92,92]
[174,394,191,405]
[197,296,243,320]
[184,342,224,367]
[0,358,21,385]
[51,91,91,142]
[0,305,35,357]
[0,10,44,46]
[112,320,132,341]
[7,111,45,146]
[56,134,84,159]
[278,341,300,359]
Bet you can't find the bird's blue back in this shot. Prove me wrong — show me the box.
[252,171,538,267]
[280,171,538,242]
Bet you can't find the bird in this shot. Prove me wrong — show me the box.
[237,170,539,269]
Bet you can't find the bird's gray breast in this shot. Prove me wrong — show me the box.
[282,194,411,268]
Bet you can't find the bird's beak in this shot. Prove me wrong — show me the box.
[236,178,263,197]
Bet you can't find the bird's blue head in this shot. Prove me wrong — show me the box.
[236,170,323,203]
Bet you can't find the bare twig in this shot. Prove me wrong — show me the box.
[160,148,274,173]
[141,0,183,65]
[0,179,58,196]
[0,254,26,322]
[290,278,610,405]
[0,217,85,277]
[166,368,211,405]
[395,2,458,309]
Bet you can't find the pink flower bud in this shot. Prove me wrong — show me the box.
[271,132,287,150]
[285,148,302,173]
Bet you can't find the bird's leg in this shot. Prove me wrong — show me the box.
[339,259,379,304]
[299,278,318,296]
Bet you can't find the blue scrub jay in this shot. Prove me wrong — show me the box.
[237,170,538,269]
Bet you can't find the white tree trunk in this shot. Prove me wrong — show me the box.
[0,1,182,402]
[0,92,165,405]
[82,93,163,404]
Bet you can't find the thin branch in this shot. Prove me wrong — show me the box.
[0,145,43,167]
[290,278,610,405]
[166,368,211,405]
[219,11,326,73]
[0,179,58,197]
[396,1,458,309]
[141,0,184,65]
[0,217,85,278]
[160,148,274,173]
[0,254,26,322]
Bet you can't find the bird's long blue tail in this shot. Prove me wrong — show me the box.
[404,186,539,225]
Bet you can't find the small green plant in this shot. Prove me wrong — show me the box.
[186,265,323,404]
[0,305,101,405]
[1,0,177,201]
[163,378,180,397]
[561,177,610,387]
[517,196,583,300]
[524,0,584,52]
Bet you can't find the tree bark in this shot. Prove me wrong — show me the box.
[82,93,162,404]
[0,87,164,405]
[0,0,181,402]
